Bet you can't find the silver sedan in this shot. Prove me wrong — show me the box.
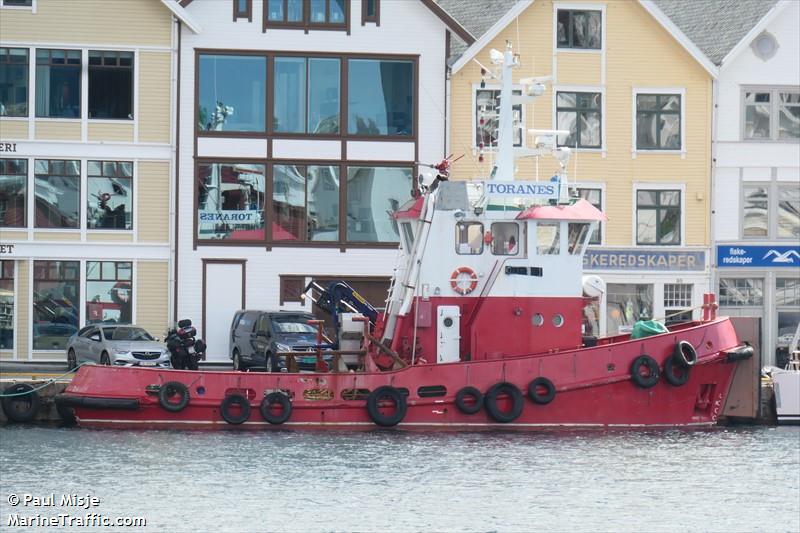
[66,325,171,369]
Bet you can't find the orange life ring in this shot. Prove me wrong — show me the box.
[450,267,478,295]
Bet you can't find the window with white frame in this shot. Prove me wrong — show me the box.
[1,0,32,6]
[88,51,134,120]
[742,181,800,240]
[557,91,601,149]
[719,278,764,307]
[742,88,800,140]
[636,189,681,245]
[35,49,81,119]
[635,93,681,150]
[0,47,28,117]
[475,88,523,148]
[556,9,601,50]
[664,283,693,325]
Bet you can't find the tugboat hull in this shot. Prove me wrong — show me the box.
[59,318,746,430]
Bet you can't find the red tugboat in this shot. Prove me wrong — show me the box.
[57,44,752,430]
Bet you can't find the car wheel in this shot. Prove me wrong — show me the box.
[100,351,111,366]
[232,350,246,372]
[67,349,77,371]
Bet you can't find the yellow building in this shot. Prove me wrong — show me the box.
[443,0,718,335]
[0,0,195,360]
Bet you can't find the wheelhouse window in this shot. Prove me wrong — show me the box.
[0,47,28,117]
[34,159,80,229]
[266,0,347,29]
[574,187,601,244]
[88,51,133,119]
[536,222,560,255]
[274,57,340,134]
[33,260,79,350]
[567,223,590,255]
[86,261,133,324]
[348,59,413,137]
[35,49,81,118]
[743,88,800,140]
[557,9,601,50]
[475,88,522,148]
[636,94,681,150]
[234,0,252,20]
[346,166,412,243]
[362,0,379,24]
[490,222,518,255]
[557,92,601,149]
[455,221,484,255]
[636,189,680,245]
[272,164,340,242]
[0,159,26,228]
[87,161,133,230]
[198,54,266,132]
[0,260,13,350]
[197,162,266,240]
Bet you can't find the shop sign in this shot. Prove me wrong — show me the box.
[199,210,260,224]
[0,244,15,254]
[583,249,705,271]
[717,245,800,268]
[0,141,17,153]
[482,181,558,200]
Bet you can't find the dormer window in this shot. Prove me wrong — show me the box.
[265,0,349,32]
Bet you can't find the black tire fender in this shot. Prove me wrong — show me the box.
[630,355,660,388]
[366,386,407,427]
[485,382,524,423]
[663,355,691,387]
[454,386,483,414]
[527,377,556,405]
[674,341,698,368]
[1,384,41,423]
[158,381,190,412]
[260,392,292,424]
[220,394,251,425]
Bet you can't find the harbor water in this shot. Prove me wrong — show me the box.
[1,426,798,532]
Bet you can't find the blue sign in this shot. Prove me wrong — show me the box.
[583,249,706,271]
[717,245,800,268]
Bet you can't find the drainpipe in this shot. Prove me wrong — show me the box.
[710,76,719,309]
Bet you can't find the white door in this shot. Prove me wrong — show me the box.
[437,305,461,363]
[204,262,244,362]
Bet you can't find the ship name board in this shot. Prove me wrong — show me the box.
[483,181,558,199]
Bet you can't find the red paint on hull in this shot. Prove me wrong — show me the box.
[64,318,743,430]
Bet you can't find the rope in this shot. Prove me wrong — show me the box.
[0,363,89,397]
[649,304,707,324]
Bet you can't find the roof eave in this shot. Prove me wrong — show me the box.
[161,0,201,34]
[419,0,476,46]
[637,0,718,78]
[719,0,789,70]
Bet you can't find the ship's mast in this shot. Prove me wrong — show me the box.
[494,42,518,182]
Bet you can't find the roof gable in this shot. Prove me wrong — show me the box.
[448,0,719,77]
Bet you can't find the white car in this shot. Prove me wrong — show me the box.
[66,325,171,369]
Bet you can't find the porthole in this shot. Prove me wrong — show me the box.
[531,313,544,327]
[552,314,564,328]
[443,317,454,328]
[751,31,778,61]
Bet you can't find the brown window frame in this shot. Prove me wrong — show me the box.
[193,158,415,250]
[263,0,350,34]
[233,0,253,21]
[194,49,419,142]
[361,0,379,25]
[280,275,305,304]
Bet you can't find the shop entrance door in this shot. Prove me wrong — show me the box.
[203,260,245,362]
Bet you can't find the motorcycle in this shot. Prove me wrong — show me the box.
[165,319,206,370]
